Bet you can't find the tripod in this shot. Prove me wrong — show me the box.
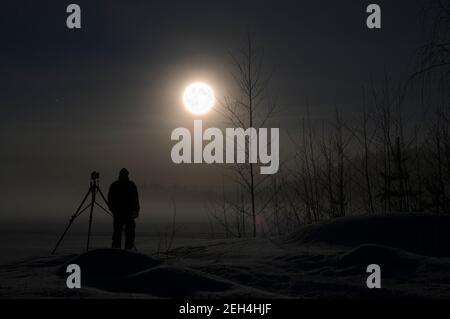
[51,171,112,254]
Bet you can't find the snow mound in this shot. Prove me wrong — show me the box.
[57,249,274,298]
[118,265,235,297]
[287,214,450,257]
[337,244,419,277]
[60,249,162,281]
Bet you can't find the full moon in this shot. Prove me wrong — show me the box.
[182,82,215,115]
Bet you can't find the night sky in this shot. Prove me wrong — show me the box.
[0,0,427,224]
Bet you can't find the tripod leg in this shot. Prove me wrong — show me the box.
[96,186,109,208]
[51,188,91,255]
[86,189,96,252]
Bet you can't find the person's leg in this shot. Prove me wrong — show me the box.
[124,219,136,250]
[112,217,123,248]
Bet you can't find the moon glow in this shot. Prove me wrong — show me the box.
[182,82,215,115]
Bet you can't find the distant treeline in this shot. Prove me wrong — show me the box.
[207,0,450,237]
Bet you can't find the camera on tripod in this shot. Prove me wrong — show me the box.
[91,171,100,181]
[52,171,111,254]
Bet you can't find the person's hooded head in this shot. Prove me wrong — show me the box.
[119,168,129,181]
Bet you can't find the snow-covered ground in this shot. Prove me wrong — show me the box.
[2,214,450,298]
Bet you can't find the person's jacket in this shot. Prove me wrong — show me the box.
[107,177,140,218]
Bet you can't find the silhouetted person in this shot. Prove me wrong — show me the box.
[108,168,140,249]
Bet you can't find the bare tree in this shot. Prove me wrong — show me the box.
[156,198,181,258]
[333,107,348,217]
[218,33,277,237]
[350,87,377,214]
[413,0,450,82]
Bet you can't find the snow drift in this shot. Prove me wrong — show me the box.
[2,214,450,298]
[286,214,450,257]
